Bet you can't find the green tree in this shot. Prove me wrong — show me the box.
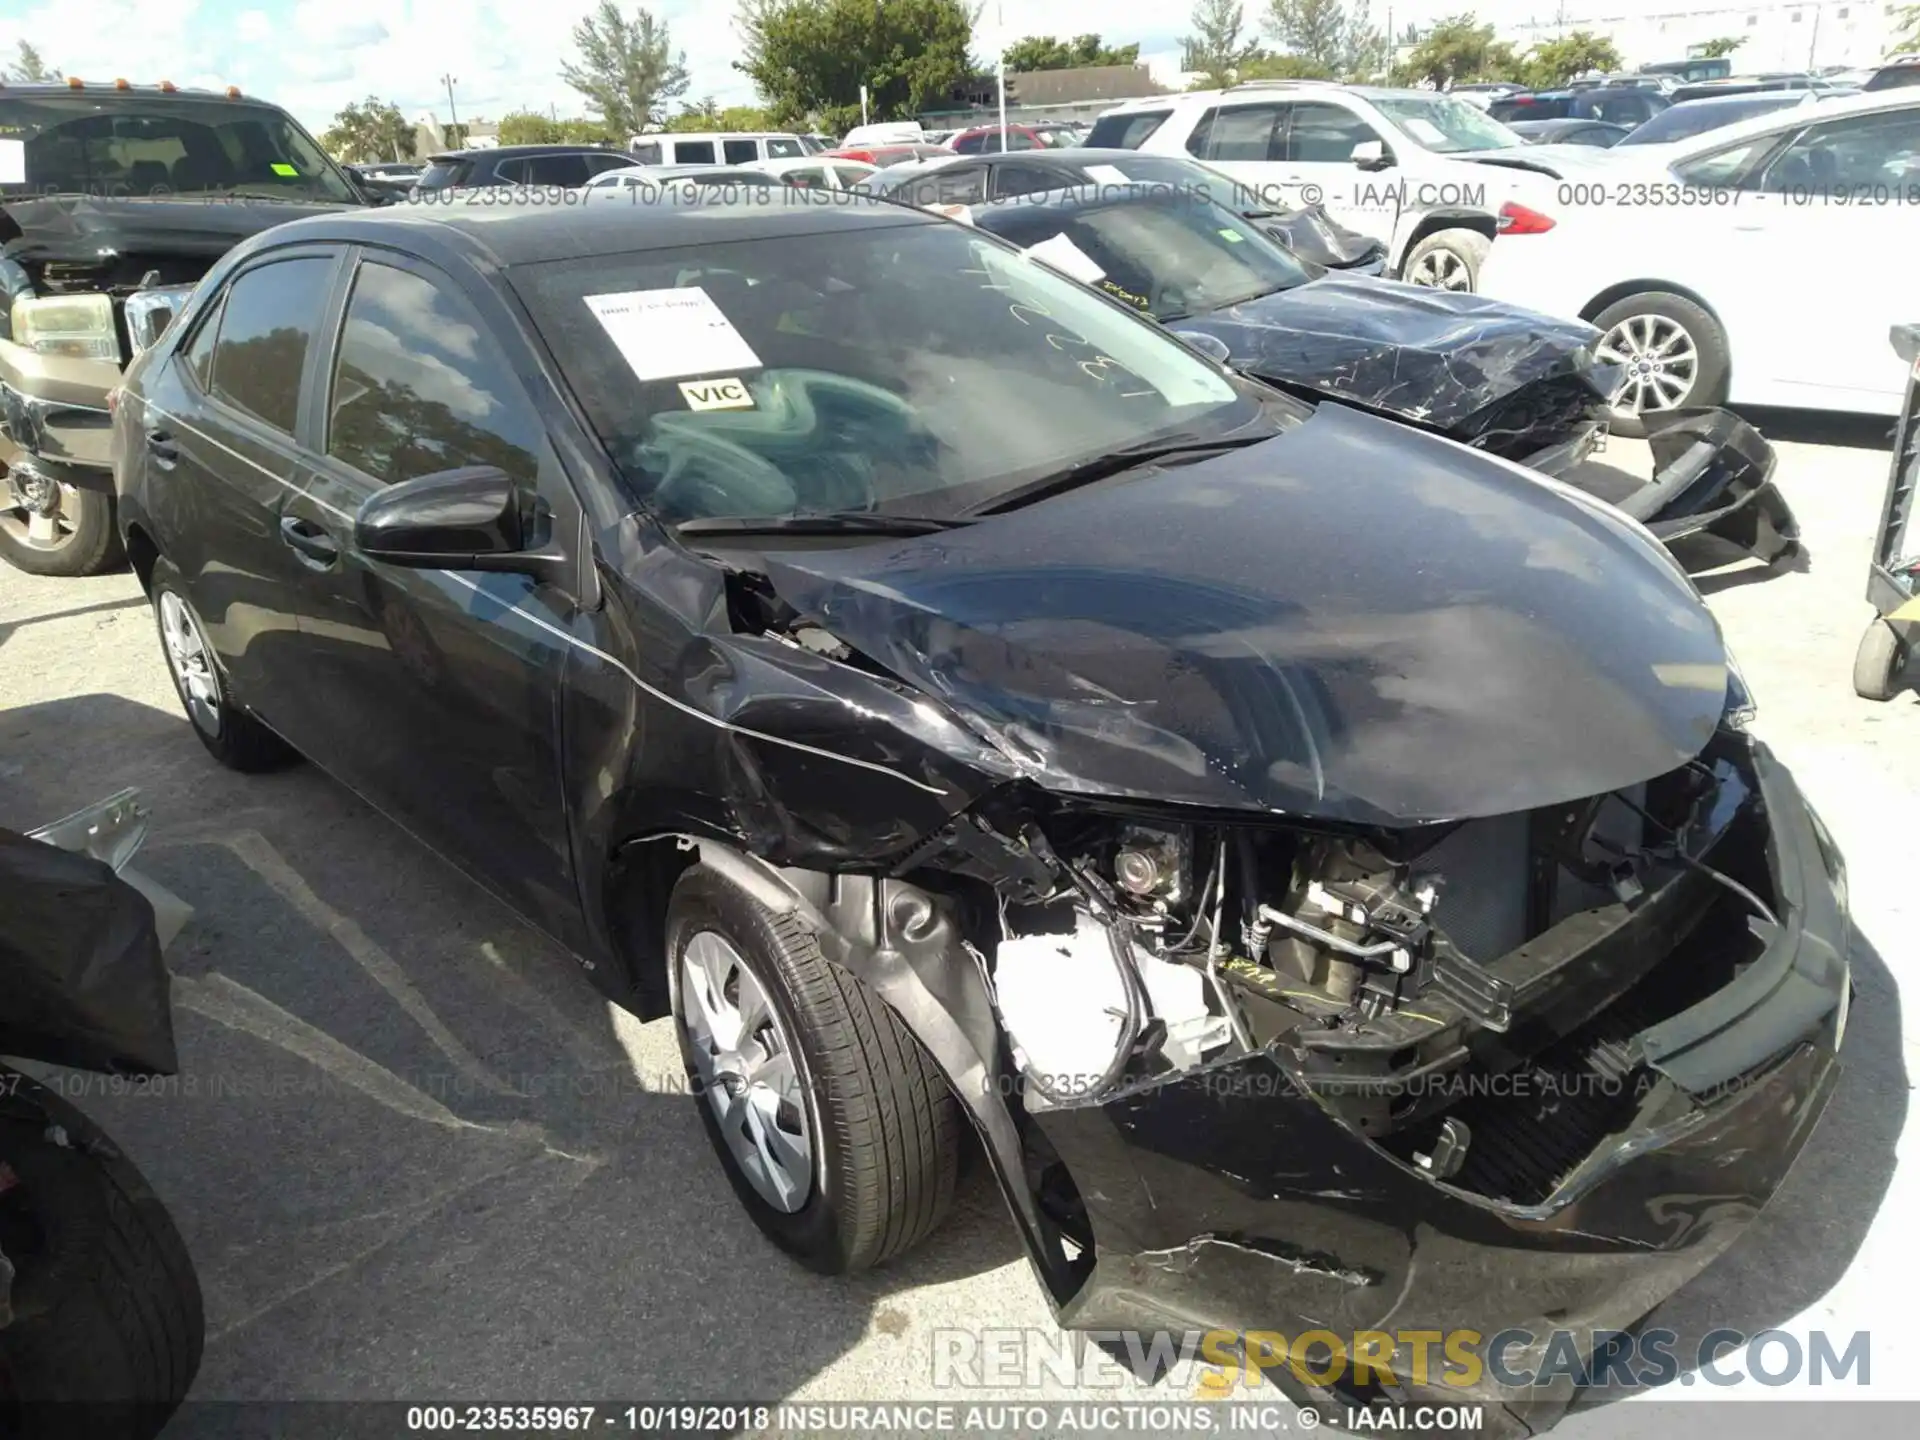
[320,97,418,163]
[495,111,563,146]
[1003,35,1141,72]
[734,0,974,135]
[1181,0,1266,89]
[1519,31,1622,90]
[663,100,778,131]
[561,2,691,138]
[1238,53,1333,81]
[1890,7,1920,51]
[1261,0,1383,80]
[1696,37,1745,59]
[1391,14,1520,87]
[5,40,59,81]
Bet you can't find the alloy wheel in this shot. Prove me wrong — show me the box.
[1407,247,1472,291]
[158,591,223,738]
[0,473,78,553]
[678,931,813,1212]
[1595,313,1699,417]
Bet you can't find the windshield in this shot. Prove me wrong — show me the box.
[1374,96,1524,153]
[0,95,360,203]
[513,208,1281,524]
[1618,94,1802,144]
[982,193,1314,321]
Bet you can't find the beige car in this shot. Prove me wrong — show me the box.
[2,78,368,575]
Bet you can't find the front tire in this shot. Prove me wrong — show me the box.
[0,475,124,577]
[1592,291,1730,439]
[667,866,961,1274]
[1401,229,1489,292]
[149,557,298,772]
[0,1070,204,1439]
[1854,618,1907,702]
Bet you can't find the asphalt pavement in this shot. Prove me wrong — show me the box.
[0,410,1914,1433]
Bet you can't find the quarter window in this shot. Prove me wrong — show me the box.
[326,262,542,486]
[181,293,224,393]
[206,256,335,435]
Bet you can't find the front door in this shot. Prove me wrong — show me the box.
[274,249,581,939]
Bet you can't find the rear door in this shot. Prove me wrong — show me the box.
[272,248,581,935]
[140,247,345,737]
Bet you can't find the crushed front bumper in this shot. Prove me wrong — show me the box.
[1033,736,1847,1433]
[1622,409,1798,572]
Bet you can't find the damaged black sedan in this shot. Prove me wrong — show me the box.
[112,192,1847,1432]
[966,183,1799,576]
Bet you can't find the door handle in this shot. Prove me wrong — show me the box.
[279,515,340,570]
[144,428,177,466]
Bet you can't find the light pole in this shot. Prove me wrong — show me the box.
[995,0,1008,151]
[440,73,460,144]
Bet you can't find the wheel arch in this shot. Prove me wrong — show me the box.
[1578,278,1725,330]
[124,520,161,596]
[1392,210,1497,270]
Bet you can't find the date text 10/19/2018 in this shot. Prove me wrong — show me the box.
[402,1403,1414,1433]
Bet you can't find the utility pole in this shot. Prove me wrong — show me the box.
[440,73,460,139]
[1807,4,1822,69]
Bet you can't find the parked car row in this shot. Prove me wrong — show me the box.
[3,72,1858,1440]
[86,161,1852,1440]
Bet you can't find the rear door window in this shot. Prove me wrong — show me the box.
[992,162,1070,198]
[673,140,717,164]
[205,255,336,435]
[631,141,663,165]
[522,154,591,185]
[722,139,760,165]
[1186,104,1283,162]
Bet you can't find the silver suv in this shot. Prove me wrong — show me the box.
[1087,81,1560,292]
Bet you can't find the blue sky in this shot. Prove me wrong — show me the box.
[0,0,1225,130]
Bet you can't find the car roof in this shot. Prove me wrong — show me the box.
[759,155,872,172]
[1667,89,1811,109]
[238,189,943,269]
[1660,85,1918,156]
[429,144,622,161]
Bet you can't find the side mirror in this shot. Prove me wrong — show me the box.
[355,466,571,586]
[1351,140,1392,171]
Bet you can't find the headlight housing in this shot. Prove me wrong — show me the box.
[10,292,120,361]
[1722,643,1757,730]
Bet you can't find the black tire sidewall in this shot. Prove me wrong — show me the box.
[1593,292,1730,438]
[665,872,854,1270]
[0,482,123,577]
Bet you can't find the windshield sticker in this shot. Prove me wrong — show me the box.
[678,376,756,411]
[1402,117,1450,145]
[1027,232,1107,284]
[1082,163,1130,186]
[270,162,300,177]
[583,287,763,383]
[1218,227,1245,243]
[0,139,24,186]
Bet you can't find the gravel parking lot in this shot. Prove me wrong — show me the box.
[1,413,1915,1432]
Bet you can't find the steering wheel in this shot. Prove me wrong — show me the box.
[644,428,798,522]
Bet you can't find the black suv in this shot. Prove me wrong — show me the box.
[1489,86,1670,126]
[412,145,637,193]
[1,80,369,574]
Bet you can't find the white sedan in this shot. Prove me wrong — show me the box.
[1477,89,1920,433]
[754,156,879,190]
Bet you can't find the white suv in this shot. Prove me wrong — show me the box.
[1087,82,1560,291]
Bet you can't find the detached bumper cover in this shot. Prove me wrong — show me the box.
[1035,738,1846,1425]
[1625,409,1798,568]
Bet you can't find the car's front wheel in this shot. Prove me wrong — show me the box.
[0,471,124,577]
[1591,291,1730,439]
[667,865,960,1273]
[149,557,298,772]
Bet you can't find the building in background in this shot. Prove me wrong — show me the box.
[1500,3,1895,73]
[923,64,1166,128]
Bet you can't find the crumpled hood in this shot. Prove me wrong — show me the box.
[1,194,358,266]
[1174,273,1614,432]
[762,403,1729,827]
